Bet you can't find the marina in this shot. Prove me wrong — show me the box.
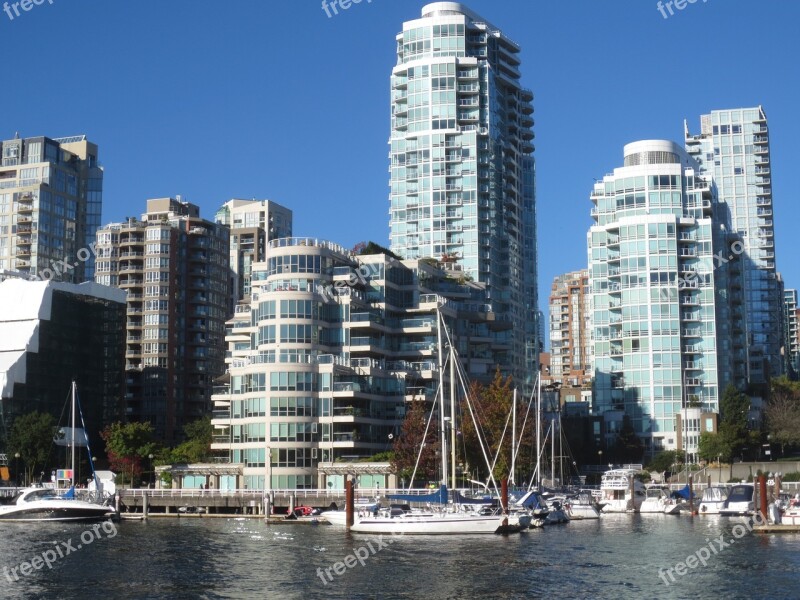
[1,510,799,599]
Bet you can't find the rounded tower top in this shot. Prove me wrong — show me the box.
[623,140,684,167]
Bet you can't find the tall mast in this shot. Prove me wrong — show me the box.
[450,340,457,491]
[436,305,447,487]
[536,374,541,489]
[511,389,517,486]
[551,409,555,488]
[70,380,76,486]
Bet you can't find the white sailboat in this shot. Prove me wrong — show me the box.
[0,382,115,523]
[351,307,525,535]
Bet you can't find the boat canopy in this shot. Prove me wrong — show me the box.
[672,485,696,500]
[451,490,492,505]
[388,485,448,505]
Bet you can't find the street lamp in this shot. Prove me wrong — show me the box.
[14,453,20,487]
[148,454,154,488]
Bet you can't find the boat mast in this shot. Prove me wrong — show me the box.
[70,380,76,487]
[511,388,517,487]
[536,373,541,489]
[450,339,457,491]
[551,409,555,488]
[436,305,447,487]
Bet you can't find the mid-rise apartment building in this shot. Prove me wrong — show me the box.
[0,134,102,282]
[95,198,230,444]
[210,237,512,490]
[215,199,293,312]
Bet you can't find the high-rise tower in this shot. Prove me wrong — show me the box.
[388,3,538,391]
[589,141,722,459]
[686,107,783,385]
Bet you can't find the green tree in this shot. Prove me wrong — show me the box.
[646,450,684,473]
[392,400,438,485]
[169,417,213,464]
[765,377,800,453]
[461,369,531,483]
[697,431,726,463]
[101,422,158,486]
[7,411,56,485]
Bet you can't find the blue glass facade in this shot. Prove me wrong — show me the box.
[389,3,538,393]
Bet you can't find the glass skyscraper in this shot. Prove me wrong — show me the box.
[686,107,783,385]
[388,3,539,392]
[589,140,721,458]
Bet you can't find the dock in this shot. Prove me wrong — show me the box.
[753,524,800,533]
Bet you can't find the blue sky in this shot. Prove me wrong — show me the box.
[3,0,798,349]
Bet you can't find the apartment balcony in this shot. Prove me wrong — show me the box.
[684,346,702,354]
[119,264,143,274]
[682,312,701,322]
[120,237,145,246]
[754,135,769,145]
[16,200,34,214]
[680,296,699,306]
[15,248,31,257]
[685,377,704,386]
[683,328,703,337]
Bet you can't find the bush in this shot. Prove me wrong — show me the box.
[780,472,800,482]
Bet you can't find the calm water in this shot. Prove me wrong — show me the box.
[0,515,798,599]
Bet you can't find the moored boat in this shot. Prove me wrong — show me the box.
[640,487,683,515]
[600,466,646,513]
[719,484,754,516]
[698,486,728,515]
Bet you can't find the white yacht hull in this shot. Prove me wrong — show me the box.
[0,500,113,522]
[350,513,511,535]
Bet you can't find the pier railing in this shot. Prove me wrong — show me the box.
[120,488,483,501]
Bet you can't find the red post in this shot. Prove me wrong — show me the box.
[346,477,355,530]
[758,474,768,522]
[501,478,509,514]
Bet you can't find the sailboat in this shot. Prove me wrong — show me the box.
[351,306,527,535]
[0,382,115,522]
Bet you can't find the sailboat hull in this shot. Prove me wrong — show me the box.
[351,513,510,535]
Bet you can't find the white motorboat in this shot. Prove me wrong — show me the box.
[719,484,755,516]
[0,382,114,523]
[321,499,380,526]
[776,494,800,525]
[640,487,683,515]
[545,498,570,524]
[600,466,646,513]
[564,492,601,520]
[0,486,114,522]
[698,486,728,515]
